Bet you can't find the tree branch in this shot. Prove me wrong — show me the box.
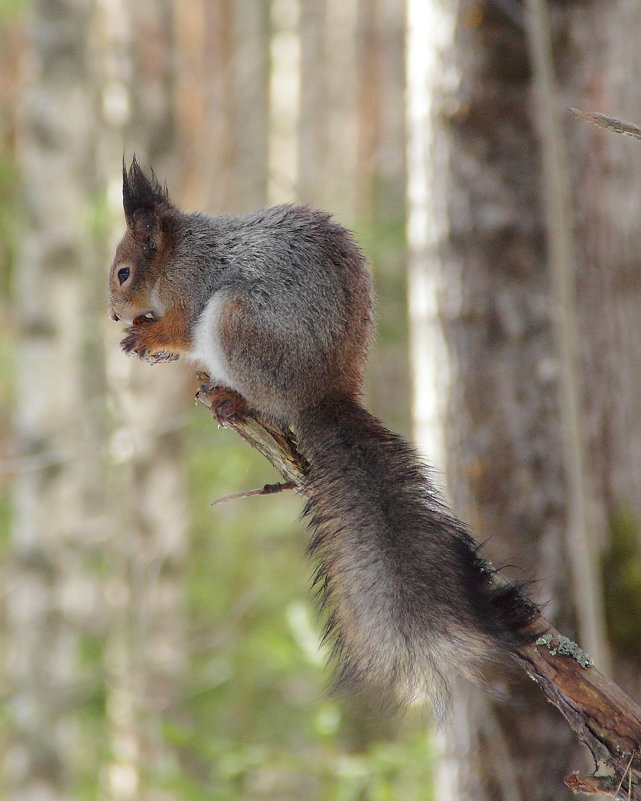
[570,108,641,141]
[516,629,641,798]
[196,382,641,799]
[210,481,297,506]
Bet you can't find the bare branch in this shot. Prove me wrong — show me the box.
[570,108,641,141]
[516,628,641,798]
[211,481,297,506]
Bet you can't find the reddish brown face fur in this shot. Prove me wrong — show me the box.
[109,234,154,323]
[109,224,192,361]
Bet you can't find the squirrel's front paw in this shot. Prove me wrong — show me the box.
[120,321,178,364]
[120,324,152,360]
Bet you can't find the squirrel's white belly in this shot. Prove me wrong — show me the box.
[189,292,237,390]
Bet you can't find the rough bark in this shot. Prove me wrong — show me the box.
[516,628,641,799]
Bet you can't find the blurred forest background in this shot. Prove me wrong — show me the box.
[1,0,640,800]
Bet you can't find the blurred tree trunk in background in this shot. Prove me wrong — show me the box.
[298,0,328,204]
[6,1,106,798]
[407,1,641,799]
[175,0,269,212]
[564,0,641,699]
[433,4,578,794]
[297,0,359,218]
[96,1,189,798]
[232,0,270,210]
[268,0,301,206]
[354,0,409,434]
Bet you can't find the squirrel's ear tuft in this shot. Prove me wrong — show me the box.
[122,154,171,220]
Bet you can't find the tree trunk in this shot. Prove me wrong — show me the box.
[268,0,302,205]
[406,1,586,798]
[231,0,270,210]
[409,1,641,797]
[355,0,409,433]
[7,1,105,797]
[562,0,641,701]
[96,1,189,797]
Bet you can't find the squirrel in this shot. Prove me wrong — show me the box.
[109,157,540,712]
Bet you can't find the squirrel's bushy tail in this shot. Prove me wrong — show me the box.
[294,394,539,712]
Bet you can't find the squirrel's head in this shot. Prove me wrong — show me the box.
[109,156,176,323]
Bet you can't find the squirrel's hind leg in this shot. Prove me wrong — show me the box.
[196,381,249,426]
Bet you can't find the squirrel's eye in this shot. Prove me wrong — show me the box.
[117,266,130,285]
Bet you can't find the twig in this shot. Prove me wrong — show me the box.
[570,108,641,141]
[614,753,637,799]
[211,481,297,506]
[196,381,641,799]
